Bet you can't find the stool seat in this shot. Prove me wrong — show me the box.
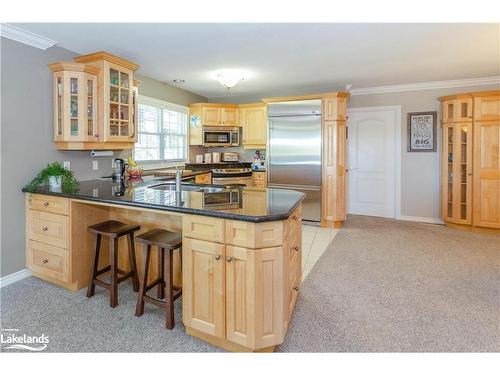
[136,228,182,249]
[88,220,141,238]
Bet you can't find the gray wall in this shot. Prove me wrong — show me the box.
[210,83,500,220]
[135,74,206,106]
[0,38,206,277]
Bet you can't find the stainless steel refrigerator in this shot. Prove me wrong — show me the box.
[267,99,322,222]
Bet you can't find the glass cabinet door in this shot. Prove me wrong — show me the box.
[443,122,473,224]
[458,123,473,224]
[69,76,79,137]
[85,74,98,141]
[444,125,454,220]
[107,66,133,141]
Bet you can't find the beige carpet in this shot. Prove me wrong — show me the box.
[277,215,500,352]
[1,215,499,352]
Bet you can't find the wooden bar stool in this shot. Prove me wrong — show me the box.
[86,220,141,308]
[135,228,182,329]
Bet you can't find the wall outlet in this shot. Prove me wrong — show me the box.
[63,161,70,171]
[92,160,99,170]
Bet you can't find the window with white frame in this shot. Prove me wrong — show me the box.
[134,96,188,163]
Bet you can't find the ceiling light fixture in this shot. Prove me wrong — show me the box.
[215,69,246,93]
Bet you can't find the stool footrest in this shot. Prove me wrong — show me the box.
[96,265,111,276]
[142,288,182,308]
[144,278,163,293]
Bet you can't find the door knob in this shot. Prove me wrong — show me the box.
[226,256,233,262]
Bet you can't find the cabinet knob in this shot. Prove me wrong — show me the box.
[292,215,298,221]
[293,246,299,252]
[214,255,221,261]
[42,226,48,231]
[293,286,299,291]
[226,256,233,262]
[43,259,48,264]
[43,202,49,206]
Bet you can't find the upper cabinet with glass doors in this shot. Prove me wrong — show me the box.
[49,52,139,150]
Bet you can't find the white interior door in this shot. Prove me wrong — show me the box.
[347,107,400,218]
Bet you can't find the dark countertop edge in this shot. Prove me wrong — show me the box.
[22,188,305,223]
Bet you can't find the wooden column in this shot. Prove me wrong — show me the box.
[321,94,349,227]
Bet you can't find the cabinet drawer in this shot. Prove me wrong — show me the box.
[27,240,69,282]
[28,210,70,249]
[27,194,69,215]
[226,220,283,249]
[253,172,266,181]
[195,173,211,184]
[182,215,225,243]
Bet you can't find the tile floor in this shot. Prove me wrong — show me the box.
[301,224,339,280]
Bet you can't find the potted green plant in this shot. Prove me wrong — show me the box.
[25,162,79,193]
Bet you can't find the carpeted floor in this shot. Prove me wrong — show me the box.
[1,215,499,352]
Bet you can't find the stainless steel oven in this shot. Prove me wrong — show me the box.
[203,126,240,147]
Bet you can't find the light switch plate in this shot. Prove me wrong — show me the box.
[92,160,99,170]
[63,161,70,171]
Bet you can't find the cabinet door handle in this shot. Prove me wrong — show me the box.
[43,259,48,264]
[42,226,48,231]
[293,286,299,291]
[293,246,299,252]
[43,202,49,206]
[226,256,233,262]
[214,255,221,261]
[292,215,298,221]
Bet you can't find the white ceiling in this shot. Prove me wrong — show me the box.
[13,23,500,99]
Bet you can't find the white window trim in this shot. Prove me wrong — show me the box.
[134,95,189,169]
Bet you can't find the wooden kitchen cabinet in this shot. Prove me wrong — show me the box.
[193,104,240,127]
[182,237,225,338]
[189,103,240,145]
[50,51,139,150]
[49,62,99,143]
[182,211,302,351]
[225,245,284,349]
[441,121,473,225]
[439,91,500,232]
[195,172,212,184]
[252,170,267,188]
[473,120,500,228]
[240,104,268,149]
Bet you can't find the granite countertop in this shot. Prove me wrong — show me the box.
[22,177,304,223]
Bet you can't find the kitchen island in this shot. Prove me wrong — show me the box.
[23,177,304,352]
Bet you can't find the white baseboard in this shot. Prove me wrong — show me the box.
[398,215,444,225]
[0,268,32,288]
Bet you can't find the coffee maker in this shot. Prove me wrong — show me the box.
[113,158,126,180]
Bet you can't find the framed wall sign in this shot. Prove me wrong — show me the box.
[407,111,437,152]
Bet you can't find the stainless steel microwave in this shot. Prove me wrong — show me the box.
[203,126,240,147]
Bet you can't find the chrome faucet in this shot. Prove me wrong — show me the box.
[175,166,182,191]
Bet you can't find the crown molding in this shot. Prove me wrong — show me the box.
[349,76,500,96]
[0,23,57,50]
